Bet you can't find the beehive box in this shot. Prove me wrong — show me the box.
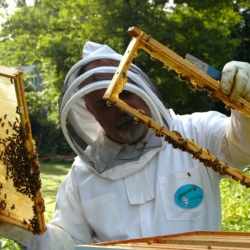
[75,231,250,250]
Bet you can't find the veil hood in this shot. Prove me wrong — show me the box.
[59,41,173,177]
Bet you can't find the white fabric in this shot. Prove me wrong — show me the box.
[0,223,34,248]
[87,128,162,179]
[221,61,250,102]
[26,228,50,250]
[124,165,155,204]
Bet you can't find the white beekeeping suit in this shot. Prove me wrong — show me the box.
[0,42,250,250]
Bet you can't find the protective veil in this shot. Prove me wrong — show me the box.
[59,42,173,176]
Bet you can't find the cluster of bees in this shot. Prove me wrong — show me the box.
[178,73,213,93]
[162,130,250,187]
[0,114,41,196]
[0,112,44,234]
[22,206,43,234]
[132,105,250,187]
[0,184,15,210]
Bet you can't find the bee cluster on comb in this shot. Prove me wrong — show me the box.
[0,67,46,235]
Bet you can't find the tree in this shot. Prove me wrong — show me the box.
[0,0,248,146]
[231,1,250,62]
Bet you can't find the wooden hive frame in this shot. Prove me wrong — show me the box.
[103,26,250,187]
[0,66,46,235]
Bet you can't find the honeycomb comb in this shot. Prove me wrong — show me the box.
[0,66,46,235]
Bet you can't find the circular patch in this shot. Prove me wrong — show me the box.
[174,184,203,209]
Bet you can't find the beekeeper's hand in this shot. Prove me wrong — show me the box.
[0,222,33,248]
[221,61,250,103]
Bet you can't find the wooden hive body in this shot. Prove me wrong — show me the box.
[75,231,250,250]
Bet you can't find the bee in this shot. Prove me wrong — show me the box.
[4,194,7,199]
[37,200,44,207]
[172,130,182,138]
[187,172,191,177]
[22,219,27,224]
[1,123,4,127]
[13,125,19,133]
[25,122,30,133]
[4,114,7,119]
[8,121,12,127]
[11,204,15,210]
[12,133,17,138]
[146,120,152,128]
[138,109,146,115]
[6,129,8,135]
[0,200,6,210]
[15,117,19,123]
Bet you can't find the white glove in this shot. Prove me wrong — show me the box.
[221,61,250,103]
[0,222,34,247]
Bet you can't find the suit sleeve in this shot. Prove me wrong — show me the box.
[39,165,94,249]
[222,110,250,169]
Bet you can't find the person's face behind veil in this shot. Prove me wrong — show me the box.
[84,59,151,145]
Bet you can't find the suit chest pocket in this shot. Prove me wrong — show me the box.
[158,167,207,221]
[81,193,120,239]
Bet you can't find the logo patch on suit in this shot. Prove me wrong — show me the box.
[174,184,203,209]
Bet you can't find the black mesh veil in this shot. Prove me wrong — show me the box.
[59,42,173,174]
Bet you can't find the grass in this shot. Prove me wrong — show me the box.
[0,161,71,249]
[40,161,72,221]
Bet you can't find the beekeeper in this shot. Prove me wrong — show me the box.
[1,41,250,250]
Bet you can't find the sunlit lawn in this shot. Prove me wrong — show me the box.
[40,161,72,222]
[0,161,72,249]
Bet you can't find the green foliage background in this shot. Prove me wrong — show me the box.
[221,170,250,232]
[0,0,250,248]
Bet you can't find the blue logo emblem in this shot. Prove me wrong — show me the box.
[174,184,203,209]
